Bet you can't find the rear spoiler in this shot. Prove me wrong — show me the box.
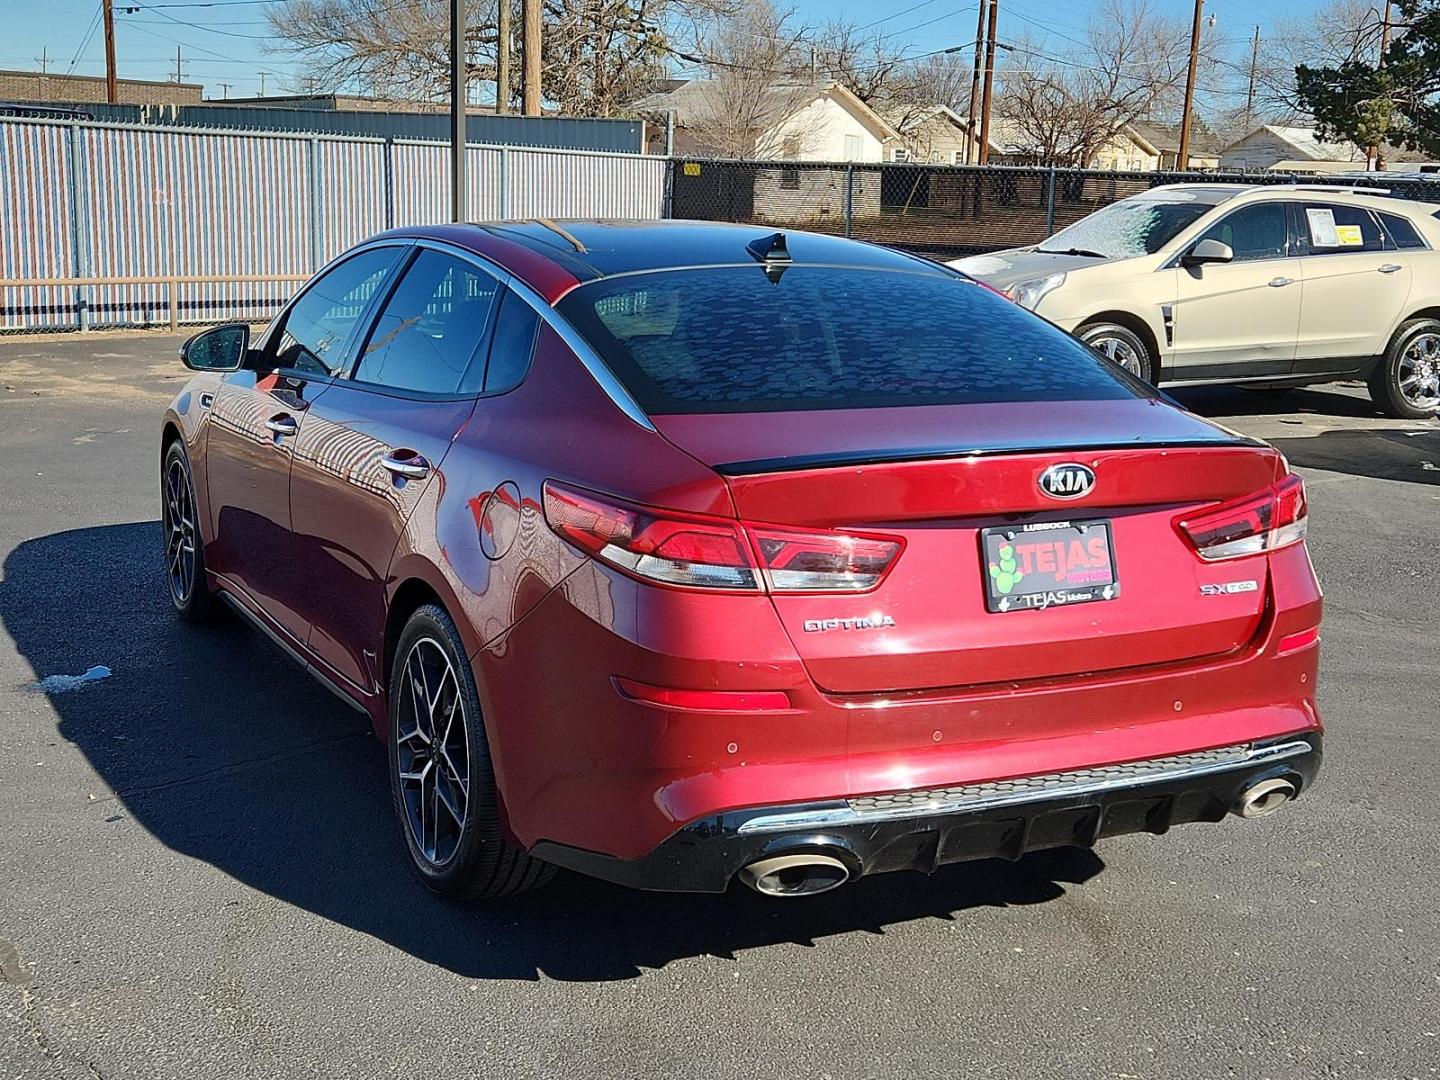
[716,434,1265,476]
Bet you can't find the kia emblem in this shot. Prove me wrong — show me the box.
[1038,463,1095,500]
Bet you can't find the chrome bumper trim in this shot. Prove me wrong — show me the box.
[734,740,1313,835]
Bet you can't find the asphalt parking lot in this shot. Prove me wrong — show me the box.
[1,331,1437,1080]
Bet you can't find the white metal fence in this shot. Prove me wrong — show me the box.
[0,117,668,331]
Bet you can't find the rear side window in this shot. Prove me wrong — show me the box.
[353,250,499,395]
[1194,203,1288,261]
[1378,211,1427,249]
[272,247,403,376]
[483,289,540,393]
[1300,204,1384,254]
[555,266,1143,414]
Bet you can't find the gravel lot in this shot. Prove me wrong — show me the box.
[1,332,1437,1080]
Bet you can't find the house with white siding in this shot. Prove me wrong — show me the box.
[1219,125,1368,172]
[631,79,900,162]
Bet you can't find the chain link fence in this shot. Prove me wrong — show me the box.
[667,158,1440,261]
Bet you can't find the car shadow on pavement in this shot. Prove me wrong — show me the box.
[1,522,1105,983]
[1169,384,1384,419]
[1266,426,1440,486]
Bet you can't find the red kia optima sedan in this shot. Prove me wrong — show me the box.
[161,221,1322,899]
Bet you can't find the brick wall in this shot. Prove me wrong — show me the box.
[0,70,203,106]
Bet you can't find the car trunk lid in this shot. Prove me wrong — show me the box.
[653,400,1282,693]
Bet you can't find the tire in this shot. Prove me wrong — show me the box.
[387,603,555,900]
[1369,318,1440,419]
[161,440,217,622]
[1077,322,1157,384]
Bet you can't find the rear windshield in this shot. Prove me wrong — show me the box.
[555,266,1144,415]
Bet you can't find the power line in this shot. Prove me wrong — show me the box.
[129,2,276,39]
[853,1,939,33]
[67,3,106,74]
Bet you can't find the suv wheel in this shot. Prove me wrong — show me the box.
[1370,318,1440,418]
[387,603,555,899]
[1078,322,1156,384]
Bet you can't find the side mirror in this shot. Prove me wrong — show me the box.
[1181,238,1234,267]
[180,323,250,372]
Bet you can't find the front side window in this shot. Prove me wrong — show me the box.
[1194,202,1289,262]
[1299,204,1384,255]
[1037,194,1222,258]
[271,247,403,376]
[352,250,500,395]
[556,266,1143,415]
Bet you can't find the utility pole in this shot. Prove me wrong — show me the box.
[965,0,988,165]
[496,0,510,113]
[522,0,541,116]
[173,46,183,85]
[218,82,231,99]
[259,71,268,96]
[450,0,467,221]
[103,0,118,103]
[1243,25,1260,132]
[1373,0,1393,170]
[1176,0,1204,171]
[35,47,51,75]
[978,0,998,166]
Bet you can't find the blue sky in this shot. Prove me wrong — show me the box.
[2,0,1324,101]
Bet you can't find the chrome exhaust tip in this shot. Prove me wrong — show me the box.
[1232,777,1297,819]
[738,853,851,897]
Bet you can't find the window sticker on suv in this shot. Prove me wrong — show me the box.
[1306,208,1339,247]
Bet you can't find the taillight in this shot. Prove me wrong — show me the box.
[1175,474,1308,561]
[749,525,901,592]
[542,482,759,590]
[542,482,903,593]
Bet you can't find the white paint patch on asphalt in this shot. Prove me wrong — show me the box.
[30,665,112,693]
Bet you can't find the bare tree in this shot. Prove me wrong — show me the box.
[267,0,730,114]
[267,0,481,101]
[894,50,973,111]
[995,0,1188,166]
[676,0,816,157]
[1235,0,1386,122]
[810,20,914,104]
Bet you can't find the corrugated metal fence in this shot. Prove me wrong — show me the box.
[0,117,667,331]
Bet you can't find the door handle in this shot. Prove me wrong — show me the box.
[1379,263,1403,274]
[1268,277,1295,287]
[264,414,298,437]
[380,452,431,480]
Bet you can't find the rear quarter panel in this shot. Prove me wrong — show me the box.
[383,322,733,729]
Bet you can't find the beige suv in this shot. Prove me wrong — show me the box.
[951,184,1440,418]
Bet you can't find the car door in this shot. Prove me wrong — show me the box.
[1168,200,1301,379]
[1293,201,1414,368]
[287,246,502,694]
[203,245,406,641]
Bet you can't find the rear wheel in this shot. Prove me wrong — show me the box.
[387,603,555,899]
[1370,318,1440,418]
[161,440,217,622]
[1078,322,1156,384]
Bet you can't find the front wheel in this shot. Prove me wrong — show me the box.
[1077,322,1157,384]
[162,440,217,622]
[387,604,555,900]
[1370,318,1440,419]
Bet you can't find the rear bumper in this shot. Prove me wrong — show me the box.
[530,733,1322,893]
